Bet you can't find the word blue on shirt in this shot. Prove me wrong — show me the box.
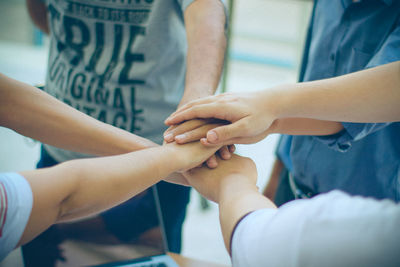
[277,0,400,201]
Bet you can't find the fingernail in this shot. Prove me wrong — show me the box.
[164,133,173,142]
[175,134,186,142]
[207,131,218,143]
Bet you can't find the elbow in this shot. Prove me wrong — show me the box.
[26,0,50,34]
[54,161,84,222]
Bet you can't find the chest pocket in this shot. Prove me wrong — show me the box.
[346,47,374,73]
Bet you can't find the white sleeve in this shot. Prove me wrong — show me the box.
[0,173,33,261]
[231,190,400,267]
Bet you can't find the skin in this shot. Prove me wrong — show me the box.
[17,142,220,246]
[164,61,400,146]
[0,73,156,156]
[164,91,343,146]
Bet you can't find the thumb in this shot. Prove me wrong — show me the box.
[207,119,250,144]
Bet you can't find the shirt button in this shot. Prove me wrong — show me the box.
[330,53,335,61]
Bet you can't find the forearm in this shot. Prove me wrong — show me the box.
[18,146,181,244]
[0,73,156,156]
[57,146,181,221]
[26,0,49,34]
[180,0,226,106]
[18,142,219,244]
[218,177,276,254]
[270,61,400,123]
[269,118,344,136]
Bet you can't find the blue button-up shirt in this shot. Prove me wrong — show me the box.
[277,0,400,201]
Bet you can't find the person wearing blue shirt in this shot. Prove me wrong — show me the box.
[271,0,400,204]
[163,0,400,205]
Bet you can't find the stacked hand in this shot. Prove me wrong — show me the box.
[164,91,278,147]
[162,140,222,186]
[183,154,258,203]
[164,118,236,160]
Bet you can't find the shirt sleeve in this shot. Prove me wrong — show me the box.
[176,0,227,12]
[0,173,33,261]
[315,19,400,152]
[231,190,400,267]
[175,0,228,32]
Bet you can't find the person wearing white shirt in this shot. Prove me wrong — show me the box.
[184,155,400,267]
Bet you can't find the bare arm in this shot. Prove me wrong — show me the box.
[0,73,156,156]
[165,61,400,146]
[18,142,219,245]
[274,61,400,123]
[164,95,343,146]
[180,0,226,106]
[26,0,49,34]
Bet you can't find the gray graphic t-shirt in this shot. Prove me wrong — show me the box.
[43,0,199,162]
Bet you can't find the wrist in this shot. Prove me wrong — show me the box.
[162,143,197,172]
[179,84,216,107]
[218,174,258,203]
[258,85,290,119]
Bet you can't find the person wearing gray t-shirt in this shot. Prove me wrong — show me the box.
[23,0,227,265]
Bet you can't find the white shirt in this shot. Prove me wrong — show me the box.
[232,190,400,267]
[0,173,33,261]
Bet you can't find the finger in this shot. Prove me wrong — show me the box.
[164,119,206,143]
[206,155,218,169]
[168,96,218,118]
[165,103,226,125]
[163,125,178,142]
[200,137,222,147]
[218,146,231,160]
[206,119,250,144]
[175,124,222,144]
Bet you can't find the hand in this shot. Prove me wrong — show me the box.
[163,172,190,186]
[165,91,278,146]
[183,154,258,203]
[164,119,236,166]
[164,141,222,173]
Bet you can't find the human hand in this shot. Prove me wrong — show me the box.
[163,172,190,186]
[183,154,258,203]
[164,141,222,173]
[164,91,278,146]
[164,119,235,167]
